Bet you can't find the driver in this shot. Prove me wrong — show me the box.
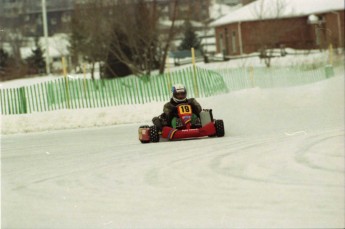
[152,84,202,130]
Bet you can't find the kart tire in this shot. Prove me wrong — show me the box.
[149,125,160,142]
[215,120,225,137]
[139,125,150,143]
[139,125,150,128]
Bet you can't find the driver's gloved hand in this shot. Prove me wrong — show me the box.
[152,117,162,131]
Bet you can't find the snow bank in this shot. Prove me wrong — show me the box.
[205,73,344,136]
[1,72,343,136]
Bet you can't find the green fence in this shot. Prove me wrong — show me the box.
[0,65,332,115]
[0,67,227,115]
[215,66,327,92]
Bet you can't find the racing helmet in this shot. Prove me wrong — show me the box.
[171,84,187,103]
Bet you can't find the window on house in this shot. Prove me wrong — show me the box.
[62,13,71,23]
[37,16,42,25]
[232,31,237,53]
[224,28,229,55]
[51,18,57,25]
[219,33,224,54]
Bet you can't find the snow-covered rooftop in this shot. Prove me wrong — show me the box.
[211,0,345,27]
[209,2,242,20]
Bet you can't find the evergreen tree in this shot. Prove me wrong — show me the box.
[0,48,9,74]
[104,32,132,78]
[26,37,46,74]
[179,21,201,51]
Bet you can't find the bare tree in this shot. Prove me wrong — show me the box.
[105,0,182,76]
[70,0,112,79]
[158,0,179,74]
[71,0,180,77]
[105,0,160,76]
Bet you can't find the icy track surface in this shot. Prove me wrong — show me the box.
[2,76,344,228]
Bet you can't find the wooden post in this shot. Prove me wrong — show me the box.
[191,47,199,97]
[62,57,70,108]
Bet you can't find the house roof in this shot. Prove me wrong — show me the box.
[210,0,345,27]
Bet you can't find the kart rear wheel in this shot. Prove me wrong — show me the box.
[215,120,225,137]
[149,125,160,142]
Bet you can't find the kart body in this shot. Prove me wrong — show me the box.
[138,104,224,143]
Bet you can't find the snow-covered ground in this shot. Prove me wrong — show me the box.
[1,67,344,228]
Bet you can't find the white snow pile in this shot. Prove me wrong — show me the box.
[1,71,344,136]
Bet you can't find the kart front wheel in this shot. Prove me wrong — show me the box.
[139,125,150,143]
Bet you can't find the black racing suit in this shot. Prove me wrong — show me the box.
[152,98,202,130]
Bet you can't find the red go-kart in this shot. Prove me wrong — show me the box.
[138,104,225,143]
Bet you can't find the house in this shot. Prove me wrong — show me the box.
[210,0,344,56]
[0,0,74,36]
[23,0,74,36]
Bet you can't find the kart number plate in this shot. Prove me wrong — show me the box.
[178,105,192,115]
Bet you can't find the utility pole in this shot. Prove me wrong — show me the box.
[42,0,50,74]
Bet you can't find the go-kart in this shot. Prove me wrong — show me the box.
[138,103,225,143]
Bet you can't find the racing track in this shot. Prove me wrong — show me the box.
[2,126,344,228]
[2,76,345,228]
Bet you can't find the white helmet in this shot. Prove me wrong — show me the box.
[171,84,187,103]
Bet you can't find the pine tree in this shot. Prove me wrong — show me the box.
[0,48,9,73]
[26,37,46,74]
[179,21,201,51]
